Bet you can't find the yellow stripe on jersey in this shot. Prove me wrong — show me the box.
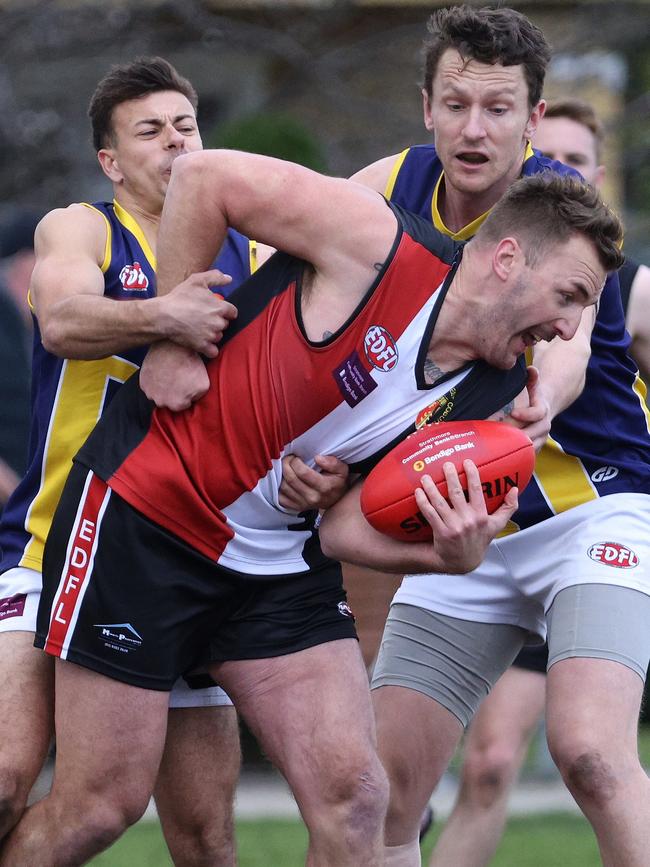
[20,355,139,571]
[249,240,258,274]
[532,436,597,517]
[113,201,156,270]
[632,374,650,432]
[431,174,489,241]
[384,150,409,199]
[80,203,113,273]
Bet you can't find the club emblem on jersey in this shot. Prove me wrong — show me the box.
[415,387,457,429]
[364,325,399,372]
[119,261,149,291]
[587,542,638,569]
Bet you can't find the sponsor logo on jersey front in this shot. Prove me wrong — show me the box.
[333,349,377,407]
[0,593,27,622]
[94,622,144,654]
[587,542,638,568]
[119,261,149,291]
[591,466,619,483]
[364,325,398,372]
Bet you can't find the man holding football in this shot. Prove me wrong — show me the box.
[0,142,622,865]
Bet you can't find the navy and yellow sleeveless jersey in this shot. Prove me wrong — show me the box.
[0,200,252,574]
[386,144,650,530]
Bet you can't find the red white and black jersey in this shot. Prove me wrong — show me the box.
[76,202,526,576]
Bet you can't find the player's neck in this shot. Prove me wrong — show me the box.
[428,256,483,370]
[439,163,525,235]
[113,192,161,254]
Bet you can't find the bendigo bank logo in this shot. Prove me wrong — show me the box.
[119,261,149,291]
[587,542,638,568]
[364,325,398,372]
[398,472,520,535]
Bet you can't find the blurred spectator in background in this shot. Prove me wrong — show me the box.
[0,212,38,507]
[534,98,650,382]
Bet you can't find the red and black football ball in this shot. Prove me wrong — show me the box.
[360,420,534,542]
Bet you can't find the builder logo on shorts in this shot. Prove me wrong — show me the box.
[94,622,143,654]
[587,542,638,569]
[119,261,149,291]
[364,325,398,372]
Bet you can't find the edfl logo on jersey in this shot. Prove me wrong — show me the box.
[364,325,398,372]
[587,542,638,568]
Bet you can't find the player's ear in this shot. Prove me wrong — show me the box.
[97,148,123,183]
[492,237,522,281]
[422,88,434,132]
[525,99,546,139]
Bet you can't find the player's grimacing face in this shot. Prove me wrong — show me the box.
[425,50,541,201]
[532,116,603,186]
[487,234,606,369]
[101,90,202,210]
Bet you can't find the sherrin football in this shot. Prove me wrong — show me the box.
[360,420,535,543]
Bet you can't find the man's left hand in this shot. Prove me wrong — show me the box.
[279,454,349,511]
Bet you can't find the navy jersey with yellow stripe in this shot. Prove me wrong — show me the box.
[386,144,650,530]
[0,201,252,574]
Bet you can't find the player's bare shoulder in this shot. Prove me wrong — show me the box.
[350,152,405,195]
[35,203,108,268]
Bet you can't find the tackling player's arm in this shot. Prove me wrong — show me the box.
[319,461,519,576]
[31,205,235,360]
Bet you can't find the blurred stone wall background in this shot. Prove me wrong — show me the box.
[0,0,649,257]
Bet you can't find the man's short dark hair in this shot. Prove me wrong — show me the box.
[474,173,624,274]
[88,56,198,152]
[422,5,551,109]
[544,98,605,162]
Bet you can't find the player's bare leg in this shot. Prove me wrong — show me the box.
[546,657,650,867]
[374,685,462,866]
[212,639,388,867]
[0,659,169,867]
[428,666,546,867]
[154,706,240,867]
[0,633,54,841]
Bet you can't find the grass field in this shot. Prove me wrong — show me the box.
[89,813,601,866]
[86,725,650,865]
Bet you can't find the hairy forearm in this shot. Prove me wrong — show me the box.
[320,488,445,575]
[39,294,171,359]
